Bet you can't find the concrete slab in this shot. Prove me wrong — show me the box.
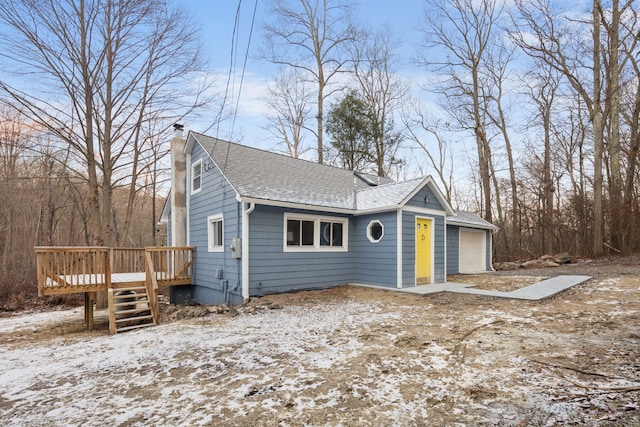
[505,275,592,300]
[349,275,592,301]
[350,282,476,295]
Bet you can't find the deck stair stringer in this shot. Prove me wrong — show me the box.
[108,285,156,334]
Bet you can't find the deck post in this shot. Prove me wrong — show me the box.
[107,288,116,335]
[105,250,112,289]
[84,292,95,330]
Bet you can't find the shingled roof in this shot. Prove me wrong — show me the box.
[446,211,497,230]
[191,132,428,211]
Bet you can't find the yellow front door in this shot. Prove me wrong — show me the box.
[416,218,432,284]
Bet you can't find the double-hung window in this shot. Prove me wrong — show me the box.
[191,158,202,194]
[284,213,347,252]
[208,214,224,252]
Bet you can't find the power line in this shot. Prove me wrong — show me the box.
[230,0,259,138]
[209,0,243,139]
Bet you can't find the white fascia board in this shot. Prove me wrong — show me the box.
[184,131,195,153]
[239,197,411,217]
[353,205,403,216]
[446,220,498,231]
[159,191,170,224]
[239,197,355,215]
[402,206,448,217]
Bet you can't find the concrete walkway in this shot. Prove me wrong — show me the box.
[352,275,592,301]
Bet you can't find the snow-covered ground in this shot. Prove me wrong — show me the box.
[1,276,640,426]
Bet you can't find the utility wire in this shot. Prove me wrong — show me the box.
[230,0,259,138]
[208,0,243,138]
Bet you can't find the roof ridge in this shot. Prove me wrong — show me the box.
[355,176,425,193]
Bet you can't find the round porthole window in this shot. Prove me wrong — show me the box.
[367,220,384,243]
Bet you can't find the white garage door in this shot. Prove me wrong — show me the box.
[459,230,486,274]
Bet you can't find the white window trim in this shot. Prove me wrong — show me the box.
[283,212,348,252]
[366,220,385,243]
[191,158,202,195]
[207,214,224,252]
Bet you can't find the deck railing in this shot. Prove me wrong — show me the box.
[111,248,146,274]
[146,246,194,285]
[34,246,195,296]
[35,247,112,296]
[145,251,160,324]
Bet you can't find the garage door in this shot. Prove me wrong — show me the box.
[459,230,486,274]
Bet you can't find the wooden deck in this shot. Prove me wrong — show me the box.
[34,246,194,333]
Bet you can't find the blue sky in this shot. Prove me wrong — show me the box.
[173,0,430,149]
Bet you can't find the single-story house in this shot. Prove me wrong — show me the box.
[161,128,497,305]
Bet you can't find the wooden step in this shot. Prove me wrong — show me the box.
[112,285,147,291]
[113,289,147,296]
[116,322,156,333]
[115,314,154,324]
[108,285,157,335]
[113,288,147,298]
[114,307,151,316]
[112,299,149,307]
[113,291,148,298]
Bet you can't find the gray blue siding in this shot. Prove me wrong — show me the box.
[187,142,243,305]
[401,212,415,287]
[485,230,493,270]
[446,226,459,274]
[351,212,398,288]
[248,205,354,295]
[406,183,445,211]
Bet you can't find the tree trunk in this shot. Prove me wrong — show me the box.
[543,107,554,255]
[607,0,625,253]
[317,78,325,164]
[592,0,604,256]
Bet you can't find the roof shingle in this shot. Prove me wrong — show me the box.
[193,133,407,211]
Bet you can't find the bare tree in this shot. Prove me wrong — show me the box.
[402,106,454,203]
[0,106,31,280]
[263,69,313,158]
[510,0,605,255]
[600,0,637,253]
[418,0,505,222]
[483,41,519,254]
[522,63,563,255]
[261,0,355,164]
[350,27,407,177]
[0,0,209,248]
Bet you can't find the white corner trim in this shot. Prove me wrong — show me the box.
[185,153,191,246]
[397,209,403,289]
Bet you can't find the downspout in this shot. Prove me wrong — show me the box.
[242,202,255,303]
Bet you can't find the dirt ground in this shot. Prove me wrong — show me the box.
[1,256,640,426]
